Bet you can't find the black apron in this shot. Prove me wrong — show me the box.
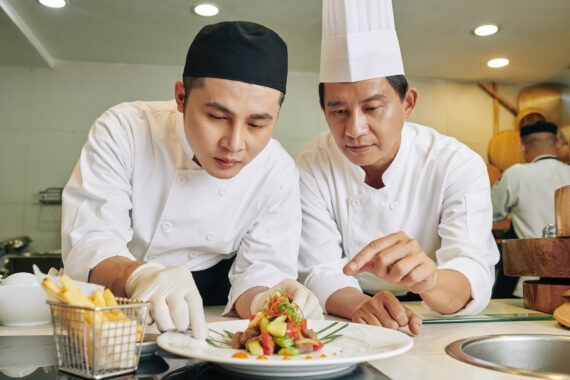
[191,255,235,306]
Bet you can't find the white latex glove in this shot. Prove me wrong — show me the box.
[126,263,207,339]
[250,279,324,320]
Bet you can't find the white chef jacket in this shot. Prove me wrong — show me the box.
[491,155,570,239]
[62,100,301,314]
[491,155,570,298]
[296,122,499,316]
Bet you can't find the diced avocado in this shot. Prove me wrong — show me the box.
[259,316,270,333]
[277,346,300,356]
[266,320,287,337]
[247,340,263,356]
[274,336,294,348]
[273,315,287,323]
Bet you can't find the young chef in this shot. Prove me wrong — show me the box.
[61,21,322,339]
[296,0,499,334]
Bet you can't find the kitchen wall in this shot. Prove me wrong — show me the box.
[0,61,523,251]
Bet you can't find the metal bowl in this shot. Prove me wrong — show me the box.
[446,334,570,379]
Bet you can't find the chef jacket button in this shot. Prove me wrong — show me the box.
[218,187,227,196]
[206,232,215,241]
[389,201,399,211]
[351,199,360,207]
[161,221,173,231]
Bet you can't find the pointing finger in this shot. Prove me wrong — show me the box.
[343,233,406,276]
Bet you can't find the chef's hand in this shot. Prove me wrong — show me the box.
[344,231,438,295]
[250,279,324,320]
[126,263,207,339]
[352,291,422,335]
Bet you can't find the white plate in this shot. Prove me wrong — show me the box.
[156,319,413,377]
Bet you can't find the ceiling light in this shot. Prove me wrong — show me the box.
[487,58,509,68]
[193,3,219,17]
[39,0,66,8]
[473,24,499,37]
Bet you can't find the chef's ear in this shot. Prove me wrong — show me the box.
[403,87,418,119]
[174,81,186,113]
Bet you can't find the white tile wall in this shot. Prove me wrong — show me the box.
[23,203,61,251]
[0,130,27,203]
[0,203,25,242]
[26,130,87,194]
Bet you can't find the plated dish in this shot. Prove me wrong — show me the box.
[156,319,413,377]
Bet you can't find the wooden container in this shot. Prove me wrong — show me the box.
[555,185,570,237]
[502,238,570,314]
[523,281,570,314]
[502,238,570,278]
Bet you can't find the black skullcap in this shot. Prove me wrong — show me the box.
[183,21,288,94]
[520,120,558,137]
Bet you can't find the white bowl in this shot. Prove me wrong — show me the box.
[0,273,51,327]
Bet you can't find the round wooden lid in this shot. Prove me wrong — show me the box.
[488,131,525,171]
[514,107,548,130]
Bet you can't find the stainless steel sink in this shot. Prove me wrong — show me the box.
[446,334,570,379]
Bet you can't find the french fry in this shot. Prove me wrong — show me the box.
[136,324,143,342]
[59,274,84,297]
[42,277,62,295]
[91,288,106,307]
[103,288,118,306]
[60,289,95,308]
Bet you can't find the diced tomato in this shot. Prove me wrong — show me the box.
[249,314,255,321]
[260,331,275,356]
[286,322,300,341]
[313,342,324,351]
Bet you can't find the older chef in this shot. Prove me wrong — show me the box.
[296,0,499,334]
[62,21,322,339]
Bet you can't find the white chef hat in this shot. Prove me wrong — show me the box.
[319,0,405,83]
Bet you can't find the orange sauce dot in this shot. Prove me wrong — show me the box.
[231,352,248,359]
[305,355,313,360]
[282,356,291,360]
[256,355,268,360]
[332,352,337,356]
[320,354,327,358]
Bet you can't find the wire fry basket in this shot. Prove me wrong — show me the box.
[48,298,150,379]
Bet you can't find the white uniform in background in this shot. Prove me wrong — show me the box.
[296,122,499,316]
[491,155,570,297]
[62,100,301,314]
[491,155,570,238]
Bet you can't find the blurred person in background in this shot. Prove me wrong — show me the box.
[491,120,570,297]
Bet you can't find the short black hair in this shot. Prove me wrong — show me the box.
[318,75,409,109]
[183,76,285,106]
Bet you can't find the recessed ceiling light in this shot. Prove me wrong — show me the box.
[487,58,509,68]
[473,24,499,37]
[193,3,219,17]
[39,0,66,8]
